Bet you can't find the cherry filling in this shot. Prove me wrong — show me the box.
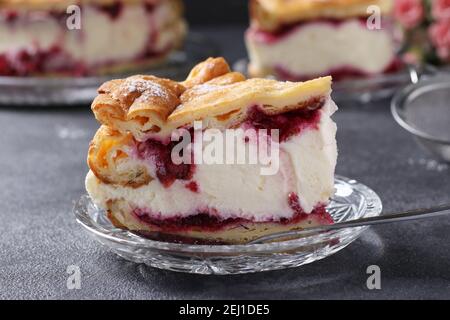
[0,46,88,76]
[0,45,169,76]
[249,17,369,44]
[137,139,195,188]
[2,10,18,23]
[144,2,157,13]
[95,1,124,20]
[132,200,333,233]
[244,98,323,142]
[185,181,199,193]
[134,209,242,232]
[286,193,334,225]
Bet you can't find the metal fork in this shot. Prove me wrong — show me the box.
[247,203,450,244]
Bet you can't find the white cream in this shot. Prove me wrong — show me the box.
[86,98,338,222]
[64,6,151,65]
[246,19,395,76]
[0,17,60,52]
[283,101,337,212]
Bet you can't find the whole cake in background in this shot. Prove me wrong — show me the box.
[0,0,186,76]
[85,57,338,244]
[245,0,401,81]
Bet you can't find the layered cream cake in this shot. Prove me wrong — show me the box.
[0,0,186,76]
[245,0,400,81]
[85,57,338,244]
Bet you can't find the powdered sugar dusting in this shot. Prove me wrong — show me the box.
[193,84,223,95]
[122,77,170,100]
[408,158,449,172]
[56,125,89,140]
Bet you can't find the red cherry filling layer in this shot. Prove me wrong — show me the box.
[244,98,323,142]
[95,1,124,20]
[248,17,369,44]
[185,181,199,193]
[132,201,333,233]
[0,46,87,76]
[137,139,195,188]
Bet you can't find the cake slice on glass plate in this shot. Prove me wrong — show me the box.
[245,0,401,81]
[0,0,186,76]
[85,57,338,244]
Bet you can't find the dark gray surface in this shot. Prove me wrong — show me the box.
[0,27,449,300]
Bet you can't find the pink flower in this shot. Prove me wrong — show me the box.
[394,0,424,29]
[429,19,450,61]
[402,51,420,64]
[432,0,450,20]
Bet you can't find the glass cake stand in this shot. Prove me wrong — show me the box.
[0,33,218,107]
[73,175,382,275]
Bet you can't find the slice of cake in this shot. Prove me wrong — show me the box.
[0,0,186,76]
[85,57,338,244]
[245,0,400,81]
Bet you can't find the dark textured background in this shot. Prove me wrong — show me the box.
[184,0,248,25]
[0,23,449,299]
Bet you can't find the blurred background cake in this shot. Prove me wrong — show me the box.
[0,0,186,76]
[245,0,401,81]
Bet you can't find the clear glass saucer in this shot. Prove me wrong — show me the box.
[73,175,382,274]
[0,33,218,107]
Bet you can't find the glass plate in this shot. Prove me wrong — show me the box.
[0,33,218,107]
[233,58,416,103]
[74,175,382,274]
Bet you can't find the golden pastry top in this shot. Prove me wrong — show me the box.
[250,0,393,32]
[0,0,164,10]
[91,57,332,141]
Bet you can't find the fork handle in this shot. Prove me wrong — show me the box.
[248,203,450,244]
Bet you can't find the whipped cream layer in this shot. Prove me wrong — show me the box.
[86,98,338,222]
[0,0,185,75]
[246,18,396,78]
